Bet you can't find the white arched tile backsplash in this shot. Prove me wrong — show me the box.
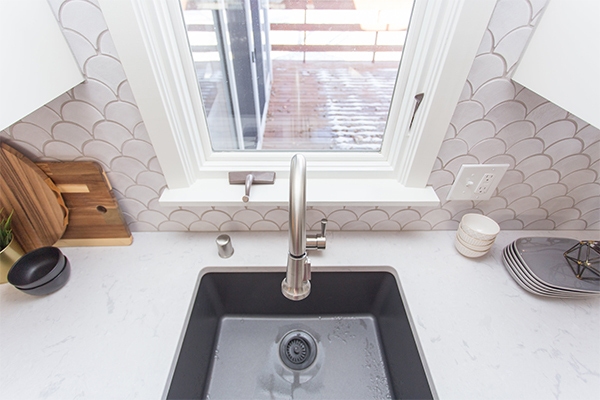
[1,0,598,232]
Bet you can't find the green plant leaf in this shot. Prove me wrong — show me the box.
[0,208,14,249]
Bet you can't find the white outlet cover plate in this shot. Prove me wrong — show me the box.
[446,164,510,201]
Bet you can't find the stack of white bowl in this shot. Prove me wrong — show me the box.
[455,213,500,258]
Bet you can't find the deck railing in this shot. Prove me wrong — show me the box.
[184,0,407,62]
[269,0,406,62]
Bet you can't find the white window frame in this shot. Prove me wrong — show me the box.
[98,0,496,206]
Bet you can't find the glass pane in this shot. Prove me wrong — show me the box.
[180,0,415,151]
[180,3,239,150]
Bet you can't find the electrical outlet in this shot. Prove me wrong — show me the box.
[475,173,495,194]
[446,164,509,201]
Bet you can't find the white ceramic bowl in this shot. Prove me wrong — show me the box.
[454,237,489,258]
[457,226,495,247]
[456,232,493,252]
[459,214,500,241]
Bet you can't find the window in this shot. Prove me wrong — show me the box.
[98,0,496,205]
[180,0,413,151]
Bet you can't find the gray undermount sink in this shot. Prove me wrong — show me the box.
[165,268,434,399]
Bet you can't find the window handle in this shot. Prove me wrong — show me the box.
[243,173,254,202]
[409,93,424,130]
[228,171,276,202]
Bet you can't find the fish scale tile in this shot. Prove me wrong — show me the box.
[59,0,106,47]
[21,107,61,130]
[553,156,591,179]
[43,141,82,160]
[496,27,533,72]
[0,0,598,232]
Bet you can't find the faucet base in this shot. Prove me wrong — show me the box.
[282,253,311,301]
[281,278,311,301]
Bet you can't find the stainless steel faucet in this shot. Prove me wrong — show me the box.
[281,154,327,301]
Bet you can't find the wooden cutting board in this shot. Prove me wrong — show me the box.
[0,143,68,253]
[36,161,133,247]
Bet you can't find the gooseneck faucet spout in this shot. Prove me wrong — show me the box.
[282,154,327,301]
[288,154,306,260]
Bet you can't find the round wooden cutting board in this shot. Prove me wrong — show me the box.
[0,142,68,253]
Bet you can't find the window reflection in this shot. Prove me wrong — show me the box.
[180,0,414,151]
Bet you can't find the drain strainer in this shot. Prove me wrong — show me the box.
[279,330,317,370]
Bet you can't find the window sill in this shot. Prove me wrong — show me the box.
[159,178,440,207]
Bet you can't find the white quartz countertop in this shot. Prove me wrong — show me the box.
[1,230,599,399]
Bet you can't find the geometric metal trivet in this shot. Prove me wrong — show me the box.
[564,240,600,281]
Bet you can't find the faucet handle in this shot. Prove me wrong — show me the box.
[307,218,327,250]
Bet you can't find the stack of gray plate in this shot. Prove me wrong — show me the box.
[502,237,600,298]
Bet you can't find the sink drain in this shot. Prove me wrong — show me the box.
[279,330,317,370]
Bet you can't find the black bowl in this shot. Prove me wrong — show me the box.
[8,246,66,289]
[16,257,70,296]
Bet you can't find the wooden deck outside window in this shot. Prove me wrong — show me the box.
[263,0,407,150]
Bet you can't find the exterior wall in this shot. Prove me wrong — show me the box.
[1,0,598,232]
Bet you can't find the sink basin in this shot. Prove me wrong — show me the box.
[165,268,434,399]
